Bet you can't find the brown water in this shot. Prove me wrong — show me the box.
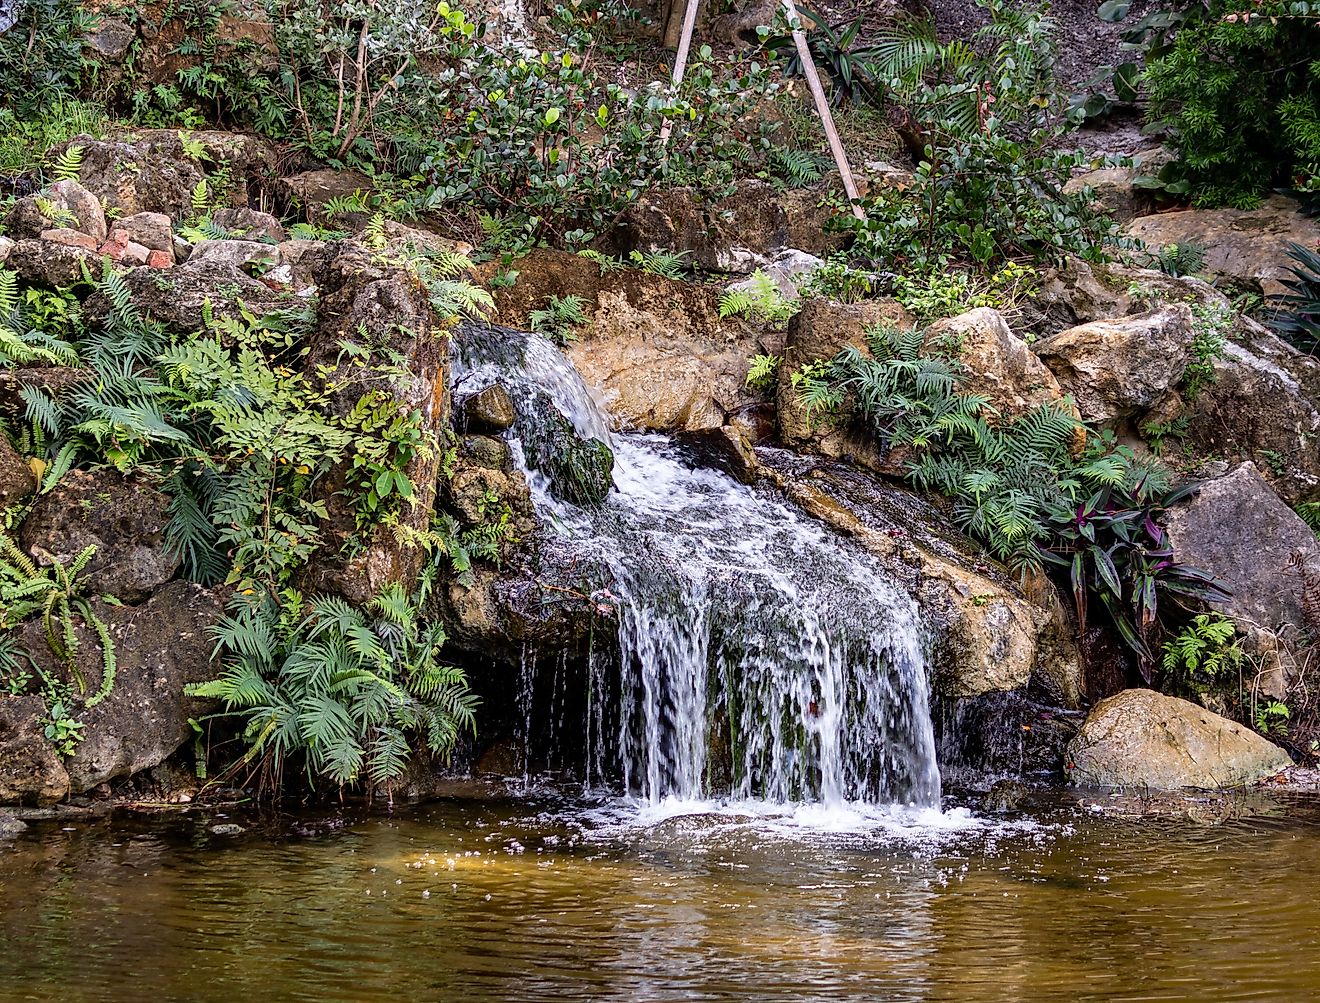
[2,792,1319,1003]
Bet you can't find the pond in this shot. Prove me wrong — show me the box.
[2,791,1318,1002]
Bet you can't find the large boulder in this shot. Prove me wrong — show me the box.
[49,130,277,220]
[19,469,180,602]
[13,582,224,794]
[1123,195,1320,298]
[0,695,70,806]
[3,238,98,288]
[3,179,107,242]
[480,248,771,433]
[1033,305,1195,422]
[1164,462,1320,642]
[1066,689,1291,789]
[925,307,1068,419]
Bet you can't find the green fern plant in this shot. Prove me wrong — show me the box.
[530,294,588,344]
[0,268,79,368]
[745,354,782,393]
[34,196,77,229]
[1161,613,1243,697]
[719,270,797,326]
[627,248,690,280]
[0,533,116,707]
[50,144,84,183]
[190,584,477,791]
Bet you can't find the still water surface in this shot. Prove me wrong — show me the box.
[2,792,1318,1002]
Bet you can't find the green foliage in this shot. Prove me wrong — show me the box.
[796,259,875,304]
[191,583,477,790]
[718,271,797,326]
[1103,1,1320,207]
[0,532,117,707]
[1147,241,1208,278]
[841,0,1122,273]
[794,323,1229,665]
[0,268,80,368]
[627,248,690,280]
[1274,240,1320,352]
[1182,304,1231,402]
[1161,613,1244,697]
[761,8,880,106]
[530,294,589,345]
[891,263,1037,324]
[745,354,782,393]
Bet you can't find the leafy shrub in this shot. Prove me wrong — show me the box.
[192,583,477,790]
[1161,613,1244,697]
[761,8,880,106]
[529,294,589,345]
[719,271,797,326]
[1102,1,1320,207]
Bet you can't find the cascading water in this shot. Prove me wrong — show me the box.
[454,325,941,810]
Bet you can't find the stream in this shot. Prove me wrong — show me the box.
[3,794,1320,1001]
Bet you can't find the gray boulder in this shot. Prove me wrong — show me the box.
[1034,305,1195,422]
[20,469,180,602]
[1067,689,1290,790]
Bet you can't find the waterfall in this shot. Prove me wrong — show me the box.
[455,325,941,809]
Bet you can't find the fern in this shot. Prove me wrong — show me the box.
[0,268,80,368]
[719,270,796,325]
[50,144,84,183]
[627,248,690,279]
[530,294,588,345]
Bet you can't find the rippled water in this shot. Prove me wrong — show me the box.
[3,793,1319,1002]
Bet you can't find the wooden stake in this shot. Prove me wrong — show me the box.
[658,0,701,148]
[780,0,865,220]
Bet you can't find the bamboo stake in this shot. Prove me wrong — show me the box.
[658,0,701,148]
[780,0,865,220]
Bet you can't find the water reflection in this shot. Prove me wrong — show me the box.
[1,796,1319,1002]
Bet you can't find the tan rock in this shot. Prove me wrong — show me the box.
[1066,689,1291,790]
[926,307,1065,419]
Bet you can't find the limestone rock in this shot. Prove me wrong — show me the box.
[1066,689,1291,789]
[84,16,136,59]
[19,469,180,602]
[1164,462,1320,638]
[0,236,13,264]
[14,583,224,793]
[211,207,287,243]
[116,212,175,253]
[724,248,825,301]
[50,130,276,220]
[1124,195,1320,298]
[4,179,106,242]
[188,238,279,270]
[89,256,294,334]
[280,168,375,227]
[1034,305,1195,422]
[673,425,758,484]
[926,307,1066,419]
[0,435,36,508]
[481,249,770,433]
[4,238,98,288]
[0,696,69,806]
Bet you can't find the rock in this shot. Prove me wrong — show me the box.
[775,298,913,465]
[121,241,150,267]
[725,248,825,301]
[297,245,455,603]
[280,168,374,227]
[1066,689,1291,789]
[19,469,180,602]
[0,367,90,420]
[611,179,844,272]
[146,250,173,269]
[0,236,13,264]
[0,695,70,806]
[40,228,99,251]
[116,211,174,253]
[14,582,225,793]
[91,256,294,334]
[1034,305,1195,422]
[84,16,137,59]
[982,778,1033,813]
[49,130,277,220]
[1062,148,1173,225]
[0,435,37,507]
[208,822,246,836]
[481,249,771,433]
[188,238,279,270]
[673,425,758,484]
[926,307,1067,419]
[4,238,99,288]
[1164,461,1320,646]
[211,207,286,243]
[0,814,27,837]
[1123,195,1320,298]
[5,179,107,242]
[462,384,516,432]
